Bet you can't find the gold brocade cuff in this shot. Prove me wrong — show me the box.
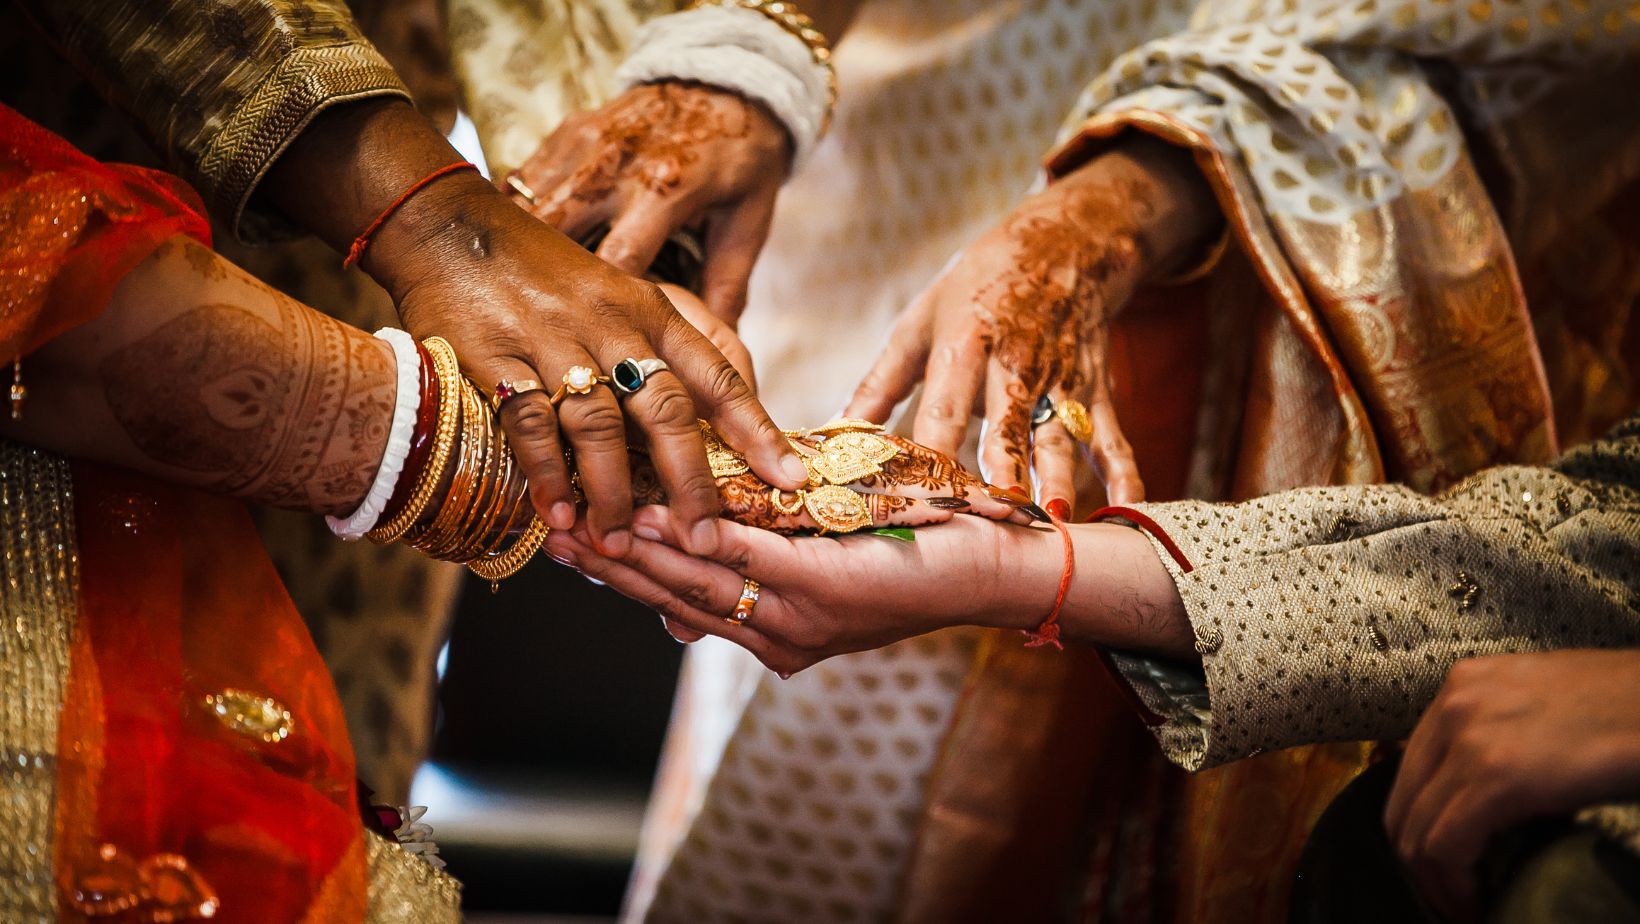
[202,44,411,243]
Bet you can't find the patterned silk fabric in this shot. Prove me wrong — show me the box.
[10,0,409,239]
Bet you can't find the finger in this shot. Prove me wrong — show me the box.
[1386,704,1457,842]
[597,195,691,276]
[600,345,723,556]
[977,358,1034,492]
[654,315,808,491]
[1085,366,1144,504]
[701,186,778,324]
[1415,788,1500,922]
[910,322,988,455]
[844,301,934,424]
[1030,410,1079,519]
[545,528,768,653]
[547,358,635,556]
[485,361,578,531]
[660,283,758,389]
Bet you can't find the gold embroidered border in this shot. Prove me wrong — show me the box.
[0,440,78,917]
[364,832,462,924]
[198,43,410,241]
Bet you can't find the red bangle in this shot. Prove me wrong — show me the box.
[378,340,439,524]
[1023,514,1076,650]
[342,162,479,269]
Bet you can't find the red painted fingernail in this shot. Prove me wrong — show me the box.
[1046,498,1071,520]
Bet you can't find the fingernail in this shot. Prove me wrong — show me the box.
[925,496,970,510]
[777,671,792,681]
[780,454,810,487]
[634,524,663,542]
[1046,498,1071,520]
[690,518,720,554]
[1021,503,1053,523]
[984,484,1033,506]
[547,548,576,567]
[601,529,631,557]
[550,502,576,530]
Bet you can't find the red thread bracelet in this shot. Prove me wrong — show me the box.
[1023,515,1076,650]
[342,162,479,269]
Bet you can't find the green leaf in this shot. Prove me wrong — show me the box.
[870,527,916,542]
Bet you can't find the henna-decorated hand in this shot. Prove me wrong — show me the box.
[506,83,792,324]
[622,421,1040,533]
[844,138,1221,513]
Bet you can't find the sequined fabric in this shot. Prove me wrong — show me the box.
[363,832,461,924]
[0,440,77,923]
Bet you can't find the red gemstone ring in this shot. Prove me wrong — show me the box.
[490,378,545,413]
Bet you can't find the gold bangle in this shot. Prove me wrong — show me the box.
[688,0,837,134]
[468,517,550,582]
[412,376,492,560]
[368,337,462,543]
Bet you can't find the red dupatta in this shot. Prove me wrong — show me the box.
[0,103,371,922]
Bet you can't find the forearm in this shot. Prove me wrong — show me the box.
[1,237,394,517]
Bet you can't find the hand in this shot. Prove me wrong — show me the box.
[845,139,1221,512]
[259,99,809,558]
[545,506,1050,669]
[1384,650,1640,920]
[506,83,792,324]
[659,282,757,391]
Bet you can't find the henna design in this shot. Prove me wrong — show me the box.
[545,83,753,222]
[99,300,394,515]
[972,179,1149,473]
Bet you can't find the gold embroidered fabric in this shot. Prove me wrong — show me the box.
[11,0,410,240]
[363,832,462,924]
[0,439,78,921]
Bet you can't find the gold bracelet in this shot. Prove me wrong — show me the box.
[689,0,838,134]
[368,337,462,543]
[468,517,551,583]
[407,376,486,559]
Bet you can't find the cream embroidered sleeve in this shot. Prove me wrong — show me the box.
[1111,414,1640,773]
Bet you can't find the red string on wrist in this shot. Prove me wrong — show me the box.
[342,162,479,269]
[1023,514,1076,650]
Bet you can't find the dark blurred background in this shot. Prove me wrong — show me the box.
[417,559,685,921]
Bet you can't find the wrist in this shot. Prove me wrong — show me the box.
[977,523,1067,632]
[359,168,513,300]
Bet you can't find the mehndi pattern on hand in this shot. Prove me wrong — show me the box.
[631,418,1040,534]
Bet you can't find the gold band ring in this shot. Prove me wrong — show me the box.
[549,365,612,406]
[726,578,760,625]
[1031,395,1094,444]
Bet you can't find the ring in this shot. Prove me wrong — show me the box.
[726,577,760,625]
[612,357,671,395]
[1030,395,1094,444]
[491,378,545,413]
[505,173,538,205]
[549,365,612,406]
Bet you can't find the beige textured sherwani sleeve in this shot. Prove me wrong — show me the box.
[12,0,410,239]
[1111,412,1640,773]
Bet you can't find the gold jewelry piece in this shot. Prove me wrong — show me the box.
[769,487,805,515]
[549,365,611,405]
[809,430,899,484]
[689,0,838,133]
[505,173,538,204]
[1054,399,1094,444]
[491,378,546,412]
[469,517,551,582]
[203,689,293,744]
[726,577,760,625]
[369,337,462,543]
[802,483,872,533]
[702,420,751,478]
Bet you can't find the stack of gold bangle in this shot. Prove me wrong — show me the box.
[690,0,838,134]
[367,337,549,584]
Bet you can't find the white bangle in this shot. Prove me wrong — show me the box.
[614,5,832,169]
[327,328,422,540]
